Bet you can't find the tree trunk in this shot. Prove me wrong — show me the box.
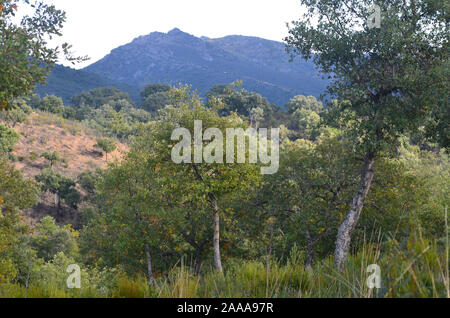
[145,243,155,285]
[210,196,223,273]
[57,194,62,216]
[305,230,315,268]
[194,249,203,276]
[334,153,376,270]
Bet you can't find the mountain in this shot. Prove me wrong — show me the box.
[84,28,328,105]
[35,64,141,105]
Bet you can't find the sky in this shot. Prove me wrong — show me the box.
[38,0,305,69]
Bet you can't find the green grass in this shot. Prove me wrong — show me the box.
[1,209,448,298]
[1,227,448,298]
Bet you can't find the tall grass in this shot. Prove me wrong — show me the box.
[1,212,448,298]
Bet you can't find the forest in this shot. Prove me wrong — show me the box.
[0,0,449,298]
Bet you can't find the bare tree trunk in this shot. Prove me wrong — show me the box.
[334,153,376,270]
[211,196,223,273]
[305,230,315,268]
[192,163,223,272]
[145,243,155,285]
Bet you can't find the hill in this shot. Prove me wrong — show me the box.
[35,65,141,105]
[10,112,127,226]
[83,28,328,105]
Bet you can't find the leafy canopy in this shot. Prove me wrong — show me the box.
[286,0,449,154]
[0,0,88,110]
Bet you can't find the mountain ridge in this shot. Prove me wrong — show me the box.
[36,28,328,106]
[83,28,327,105]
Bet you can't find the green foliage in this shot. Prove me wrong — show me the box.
[78,103,151,140]
[79,158,175,276]
[286,0,449,155]
[35,169,63,196]
[397,141,450,238]
[32,217,78,261]
[423,61,450,150]
[140,84,173,114]
[71,87,134,109]
[59,178,82,210]
[82,86,264,278]
[292,108,321,140]
[0,1,448,295]
[0,99,32,126]
[0,159,39,285]
[0,157,39,210]
[94,137,117,161]
[35,169,81,213]
[0,123,19,154]
[39,95,65,116]
[286,95,323,114]
[141,84,171,99]
[206,82,276,118]
[0,211,30,284]
[40,151,63,168]
[0,0,86,110]
[77,170,100,198]
[285,0,449,268]
[27,91,151,140]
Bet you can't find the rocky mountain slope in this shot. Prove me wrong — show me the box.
[83,28,327,105]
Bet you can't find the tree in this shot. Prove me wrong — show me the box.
[131,86,263,272]
[423,61,450,150]
[0,157,39,211]
[249,107,264,128]
[84,158,175,284]
[140,84,173,114]
[141,84,172,100]
[94,137,117,162]
[58,178,81,210]
[0,123,19,155]
[0,157,39,284]
[32,216,78,261]
[0,0,87,110]
[35,169,80,215]
[71,87,133,109]
[78,170,101,199]
[257,131,428,267]
[292,108,321,140]
[39,95,65,116]
[285,95,323,114]
[40,151,64,168]
[286,0,449,268]
[206,82,275,118]
[260,134,359,267]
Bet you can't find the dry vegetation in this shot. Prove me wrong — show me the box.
[5,112,127,227]
[12,112,127,179]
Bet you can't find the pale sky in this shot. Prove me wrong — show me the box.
[38,0,305,69]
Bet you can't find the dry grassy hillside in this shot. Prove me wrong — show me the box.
[6,112,128,227]
[12,112,127,179]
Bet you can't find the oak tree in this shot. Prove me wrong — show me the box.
[286,0,449,268]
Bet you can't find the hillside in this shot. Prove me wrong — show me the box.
[9,112,127,226]
[13,113,126,178]
[35,65,141,105]
[83,28,328,105]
